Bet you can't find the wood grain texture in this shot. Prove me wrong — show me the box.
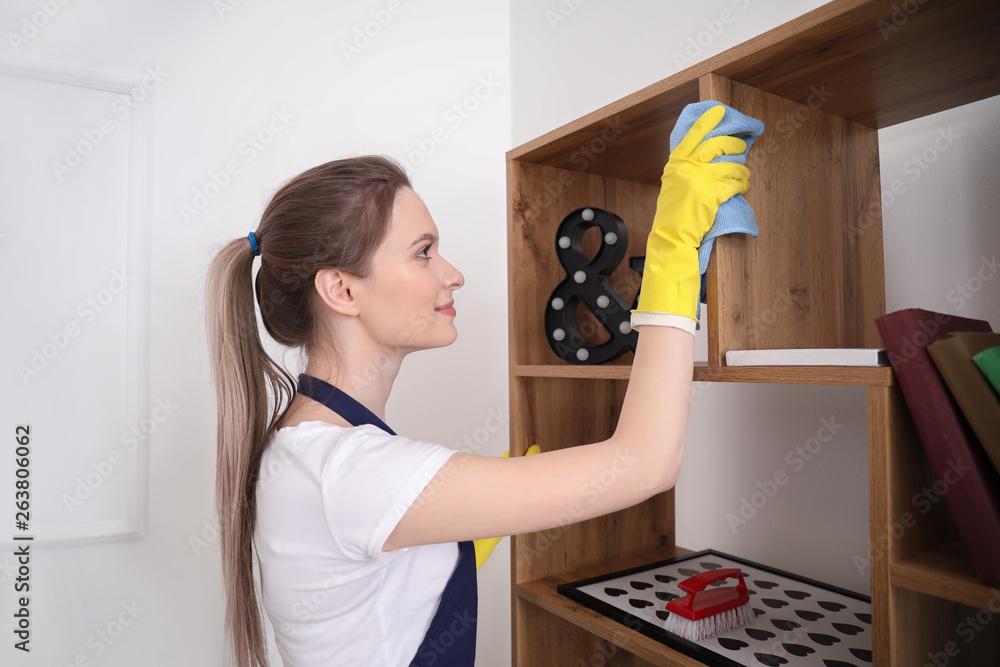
[717,0,1000,129]
[701,73,885,365]
[513,363,895,386]
[891,587,1000,666]
[508,79,698,184]
[515,593,672,667]
[871,383,959,664]
[509,374,675,585]
[869,384,994,663]
[891,541,1000,610]
[508,0,1000,184]
[884,387,958,563]
[868,385,893,666]
[508,160,658,367]
[515,547,704,667]
[506,1,998,662]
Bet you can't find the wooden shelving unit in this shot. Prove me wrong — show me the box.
[505,0,1000,664]
[515,363,895,387]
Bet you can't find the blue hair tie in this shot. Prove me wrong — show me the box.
[247,232,261,256]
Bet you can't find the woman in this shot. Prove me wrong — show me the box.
[204,105,749,666]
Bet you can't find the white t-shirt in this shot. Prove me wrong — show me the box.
[254,420,461,666]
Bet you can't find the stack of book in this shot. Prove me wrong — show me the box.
[875,308,1000,585]
[725,309,1000,585]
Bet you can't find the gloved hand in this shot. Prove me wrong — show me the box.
[630,104,752,334]
[473,444,542,571]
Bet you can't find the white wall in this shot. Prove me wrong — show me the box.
[2,1,511,665]
[4,0,997,665]
[512,0,1000,603]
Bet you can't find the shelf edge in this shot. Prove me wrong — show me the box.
[513,363,895,386]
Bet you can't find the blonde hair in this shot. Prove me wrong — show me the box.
[203,155,411,666]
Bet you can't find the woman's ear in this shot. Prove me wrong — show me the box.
[314,268,360,316]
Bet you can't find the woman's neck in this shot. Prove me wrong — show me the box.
[303,355,401,424]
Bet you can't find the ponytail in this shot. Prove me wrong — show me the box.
[203,155,411,665]
[205,238,294,667]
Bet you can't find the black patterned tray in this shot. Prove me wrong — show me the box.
[556,549,872,667]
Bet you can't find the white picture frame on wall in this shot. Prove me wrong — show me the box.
[0,55,151,547]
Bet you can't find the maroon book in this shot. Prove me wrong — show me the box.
[875,308,1000,584]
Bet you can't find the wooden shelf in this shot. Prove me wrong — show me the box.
[890,540,1000,609]
[514,363,895,386]
[507,0,1000,183]
[515,546,705,667]
[507,1,999,664]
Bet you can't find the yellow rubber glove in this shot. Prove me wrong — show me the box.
[473,444,542,571]
[630,104,752,333]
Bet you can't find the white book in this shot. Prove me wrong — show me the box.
[725,348,889,366]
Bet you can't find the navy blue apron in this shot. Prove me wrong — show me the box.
[296,374,478,666]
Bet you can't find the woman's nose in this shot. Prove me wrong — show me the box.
[442,257,464,289]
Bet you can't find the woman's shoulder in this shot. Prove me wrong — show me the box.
[277,396,354,431]
[259,421,375,490]
[276,419,355,434]
[271,419,370,446]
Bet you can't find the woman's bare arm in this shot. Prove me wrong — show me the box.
[382,324,693,551]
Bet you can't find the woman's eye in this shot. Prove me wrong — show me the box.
[418,243,433,259]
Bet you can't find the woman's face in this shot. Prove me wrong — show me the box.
[357,186,465,353]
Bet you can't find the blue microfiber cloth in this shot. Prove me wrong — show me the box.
[669,101,765,329]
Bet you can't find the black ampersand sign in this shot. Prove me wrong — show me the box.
[544,207,639,364]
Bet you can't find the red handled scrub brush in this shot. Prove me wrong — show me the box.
[664,568,754,642]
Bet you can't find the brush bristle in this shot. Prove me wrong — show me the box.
[664,602,755,642]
